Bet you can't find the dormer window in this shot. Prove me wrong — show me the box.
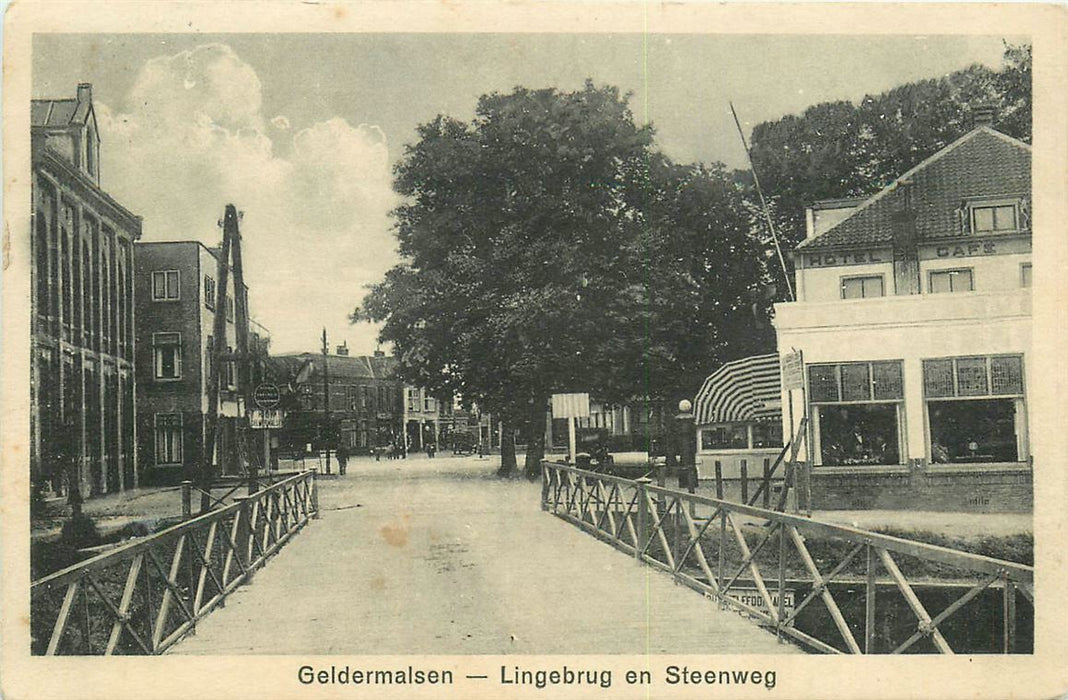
[972,204,1016,233]
[962,197,1025,235]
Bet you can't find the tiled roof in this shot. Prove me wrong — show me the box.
[369,354,399,380]
[798,128,1031,251]
[31,99,88,128]
[269,353,398,382]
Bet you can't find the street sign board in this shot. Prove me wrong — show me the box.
[551,392,591,418]
[781,351,804,391]
[724,587,795,617]
[249,409,284,429]
[254,383,281,408]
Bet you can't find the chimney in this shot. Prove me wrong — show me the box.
[973,104,996,129]
[373,349,385,357]
[77,83,92,105]
[336,341,349,356]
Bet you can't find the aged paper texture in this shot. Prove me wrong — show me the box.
[3,1,1067,698]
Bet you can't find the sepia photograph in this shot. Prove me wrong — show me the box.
[3,2,1067,699]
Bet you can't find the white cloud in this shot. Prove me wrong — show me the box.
[96,44,398,354]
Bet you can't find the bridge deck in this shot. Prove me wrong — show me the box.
[171,456,799,655]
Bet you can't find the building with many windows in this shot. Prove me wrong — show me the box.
[269,348,403,455]
[134,241,266,484]
[267,347,492,456]
[31,83,141,499]
[773,113,1032,511]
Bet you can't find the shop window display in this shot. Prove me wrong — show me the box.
[928,399,1017,463]
[923,355,1025,464]
[808,361,904,467]
[816,403,900,466]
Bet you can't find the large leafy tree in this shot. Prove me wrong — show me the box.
[358,82,770,476]
[747,42,1032,295]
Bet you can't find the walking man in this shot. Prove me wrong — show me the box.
[336,440,349,475]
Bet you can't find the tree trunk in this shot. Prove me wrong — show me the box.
[523,398,547,480]
[498,421,517,477]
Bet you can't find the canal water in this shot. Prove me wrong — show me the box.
[733,579,1033,654]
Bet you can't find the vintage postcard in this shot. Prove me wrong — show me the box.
[3,1,1067,698]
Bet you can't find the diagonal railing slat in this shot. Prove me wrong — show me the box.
[32,470,318,656]
[540,461,1032,656]
[104,553,150,655]
[878,547,954,654]
[783,542,864,627]
[726,513,778,624]
[788,526,861,653]
[893,574,999,654]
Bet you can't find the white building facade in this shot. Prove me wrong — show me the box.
[773,122,1032,511]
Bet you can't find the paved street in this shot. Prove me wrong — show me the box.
[171,454,799,655]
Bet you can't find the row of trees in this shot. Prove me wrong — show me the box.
[356,43,1031,477]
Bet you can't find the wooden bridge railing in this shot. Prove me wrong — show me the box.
[541,461,1033,655]
[31,470,319,655]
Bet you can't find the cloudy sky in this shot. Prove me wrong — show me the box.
[33,33,1011,355]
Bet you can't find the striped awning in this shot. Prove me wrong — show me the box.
[694,353,782,425]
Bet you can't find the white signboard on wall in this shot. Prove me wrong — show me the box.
[781,351,804,391]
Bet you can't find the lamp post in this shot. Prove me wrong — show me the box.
[676,399,698,494]
[321,327,332,474]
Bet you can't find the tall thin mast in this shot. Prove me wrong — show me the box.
[201,206,236,513]
[231,208,255,493]
[321,327,332,474]
[729,102,795,302]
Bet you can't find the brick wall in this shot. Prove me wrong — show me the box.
[809,462,1032,513]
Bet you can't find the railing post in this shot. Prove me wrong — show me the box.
[635,477,652,563]
[777,522,786,641]
[717,506,726,607]
[541,462,550,512]
[1003,575,1017,653]
[740,460,748,504]
[233,496,252,574]
[714,461,723,499]
[762,459,771,509]
[180,481,192,520]
[310,471,320,519]
[801,461,813,515]
[865,542,876,654]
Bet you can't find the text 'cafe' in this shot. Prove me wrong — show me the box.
[772,119,1032,513]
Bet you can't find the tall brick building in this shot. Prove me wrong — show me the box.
[31,83,141,498]
[134,241,268,484]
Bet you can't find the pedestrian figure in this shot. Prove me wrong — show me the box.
[478,441,485,459]
[426,442,436,458]
[336,441,349,475]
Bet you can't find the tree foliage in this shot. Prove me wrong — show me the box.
[358,82,770,475]
[747,42,1032,293]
